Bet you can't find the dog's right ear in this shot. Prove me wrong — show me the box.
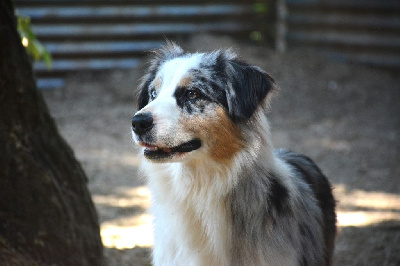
[136,42,184,110]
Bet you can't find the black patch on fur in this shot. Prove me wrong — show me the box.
[269,178,289,215]
[188,67,229,111]
[174,86,210,114]
[213,52,228,77]
[138,71,155,110]
[210,53,230,109]
[274,149,337,265]
[298,222,317,246]
[230,168,291,245]
[226,59,275,121]
[299,255,308,266]
[298,221,319,266]
[196,52,275,121]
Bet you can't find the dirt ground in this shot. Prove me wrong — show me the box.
[41,35,400,265]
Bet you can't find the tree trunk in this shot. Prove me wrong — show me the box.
[0,1,104,265]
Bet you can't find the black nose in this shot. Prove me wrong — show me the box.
[132,113,153,135]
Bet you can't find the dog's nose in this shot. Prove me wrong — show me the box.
[132,113,153,135]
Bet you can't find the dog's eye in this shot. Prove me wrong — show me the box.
[186,89,199,100]
[150,88,157,101]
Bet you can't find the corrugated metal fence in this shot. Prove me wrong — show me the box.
[15,0,269,89]
[16,0,398,89]
[281,0,400,68]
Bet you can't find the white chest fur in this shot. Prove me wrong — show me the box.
[143,160,240,266]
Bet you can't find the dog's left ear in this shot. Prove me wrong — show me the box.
[224,56,276,121]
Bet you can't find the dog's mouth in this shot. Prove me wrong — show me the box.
[140,139,202,161]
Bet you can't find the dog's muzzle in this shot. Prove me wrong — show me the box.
[132,113,153,135]
[132,112,202,161]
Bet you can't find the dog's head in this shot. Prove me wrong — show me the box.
[132,43,276,163]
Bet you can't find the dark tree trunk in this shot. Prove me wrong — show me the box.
[0,1,104,265]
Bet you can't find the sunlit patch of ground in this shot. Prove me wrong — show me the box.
[100,213,153,249]
[93,186,154,249]
[335,184,400,227]
[94,182,400,250]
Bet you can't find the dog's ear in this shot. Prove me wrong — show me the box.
[137,42,184,110]
[221,53,276,121]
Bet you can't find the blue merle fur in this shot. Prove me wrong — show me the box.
[136,45,276,122]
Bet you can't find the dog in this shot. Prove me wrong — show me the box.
[131,43,336,266]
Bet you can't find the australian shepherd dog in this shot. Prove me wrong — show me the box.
[131,43,336,266]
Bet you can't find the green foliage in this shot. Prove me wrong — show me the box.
[253,2,269,13]
[250,31,263,42]
[250,1,271,43]
[17,16,52,69]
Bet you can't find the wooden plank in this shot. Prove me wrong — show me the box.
[283,0,400,68]
[17,5,254,20]
[285,0,400,10]
[43,41,163,57]
[287,31,400,49]
[31,22,254,39]
[287,13,400,31]
[36,78,65,90]
[33,58,142,73]
[15,0,258,7]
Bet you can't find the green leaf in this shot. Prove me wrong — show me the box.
[253,3,268,13]
[17,16,52,69]
[250,31,263,42]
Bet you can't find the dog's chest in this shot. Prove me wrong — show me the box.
[148,165,233,265]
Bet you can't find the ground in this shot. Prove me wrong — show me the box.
[41,35,400,265]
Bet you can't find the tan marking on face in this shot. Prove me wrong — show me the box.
[181,106,244,164]
[209,108,244,163]
[178,75,193,88]
[153,76,162,90]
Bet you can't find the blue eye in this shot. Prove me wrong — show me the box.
[150,89,157,100]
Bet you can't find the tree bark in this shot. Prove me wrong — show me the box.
[0,1,104,265]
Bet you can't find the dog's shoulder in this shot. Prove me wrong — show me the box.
[274,148,336,211]
[275,148,337,263]
[274,148,332,196]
